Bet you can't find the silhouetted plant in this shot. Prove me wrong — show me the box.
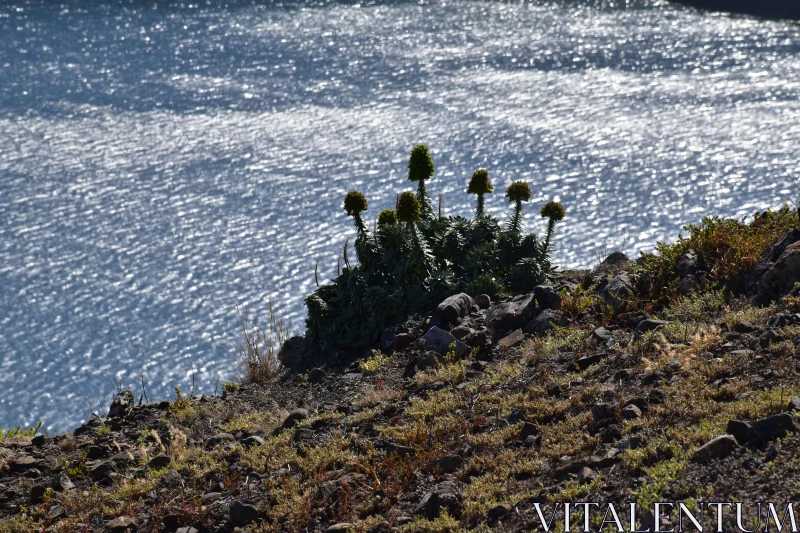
[468,169,493,219]
[377,208,398,229]
[344,191,369,234]
[408,144,435,220]
[505,180,532,234]
[540,200,566,254]
[305,146,566,348]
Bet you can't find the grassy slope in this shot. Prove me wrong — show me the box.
[2,209,800,532]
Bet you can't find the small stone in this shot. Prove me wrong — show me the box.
[56,473,75,492]
[592,327,613,343]
[487,504,511,523]
[437,293,474,324]
[520,422,539,440]
[572,353,604,371]
[726,420,752,445]
[423,327,470,357]
[621,404,642,420]
[327,524,355,532]
[431,455,463,474]
[788,396,800,412]
[108,390,135,418]
[576,466,595,483]
[229,501,259,527]
[747,413,800,444]
[635,319,672,333]
[498,329,525,349]
[591,402,617,423]
[207,433,235,446]
[175,528,199,533]
[146,455,171,470]
[393,333,416,350]
[474,294,492,309]
[105,516,137,533]
[29,485,47,503]
[308,368,326,384]
[31,435,46,446]
[692,435,739,463]
[90,461,116,483]
[242,435,265,448]
[47,505,66,521]
[523,309,568,335]
[534,285,562,310]
[282,409,310,429]
[201,492,221,504]
[734,321,757,333]
[546,382,562,397]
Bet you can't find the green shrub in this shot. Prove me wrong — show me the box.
[305,145,566,348]
[640,206,797,306]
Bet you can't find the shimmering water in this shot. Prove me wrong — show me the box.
[2,0,800,433]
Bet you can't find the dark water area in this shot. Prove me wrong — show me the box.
[2,0,800,432]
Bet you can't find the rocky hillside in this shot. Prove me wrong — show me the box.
[4,216,800,533]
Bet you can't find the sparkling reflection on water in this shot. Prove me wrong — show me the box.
[1,0,799,432]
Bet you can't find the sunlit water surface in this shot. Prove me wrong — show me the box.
[2,0,800,432]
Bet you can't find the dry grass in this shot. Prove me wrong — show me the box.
[234,301,289,384]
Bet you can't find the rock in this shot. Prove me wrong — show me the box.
[596,272,634,310]
[636,319,672,333]
[621,404,642,420]
[498,329,525,349]
[788,396,800,412]
[108,390,134,418]
[747,413,800,444]
[591,403,617,423]
[105,516,137,532]
[31,435,45,447]
[175,528,199,533]
[571,353,604,371]
[520,422,539,440]
[487,504,511,523]
[692,435,739,463]
[734,321,757,333]
[593,327,613,343]
[327,524,355,532]
[577,466,595,483]
[282,409,310,430]
[308,367,326,384]
[759,330,782,348]
[430,455,463,474]
[485,294,535,334]
[647,389,667,404]
[7,455,41,473]
[675,249,701,279]
[279,334,307,370]
[229,501,259,527]
[415,481,463,520]
[146,455,171,470]
[743,228,800,297]
[534,285,562,310]
[29,484,47,503]
[385,442,414,457]
[437,293,474,324]
[756,241,800,305]
[315,480,340,502]
[207,433,235,447]
[161,469,183,487]
[90,461,116,484]
[56,473,75,492]
[242,435,265,448]
[726,420,751,445]
[523,309,568,335]
[393,333,416,350]
[47,505,66,521]
[423,327,470,357]
[474,294,492,309]
[546,381,562,397]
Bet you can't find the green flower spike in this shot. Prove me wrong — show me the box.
[467,168,493,219]
[396,191,421,224]
[377,208,398,228]
[505,181,532,233]
[407,144,435,220]
[540,200,566,254]
[344,190,368,233]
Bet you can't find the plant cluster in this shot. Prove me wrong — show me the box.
[639,206,798,306]
[305,144,566,348]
